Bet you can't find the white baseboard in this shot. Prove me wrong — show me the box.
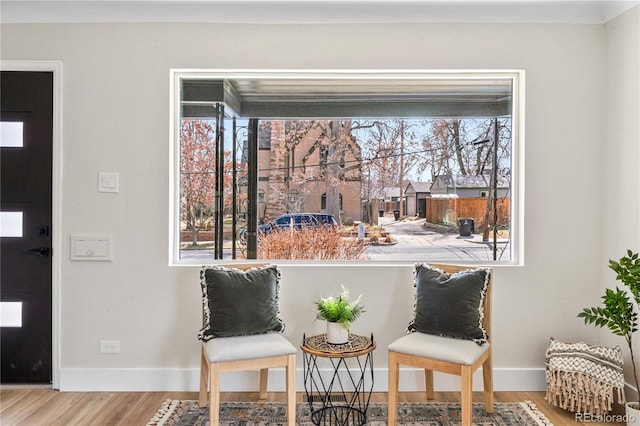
[59,367,547,392]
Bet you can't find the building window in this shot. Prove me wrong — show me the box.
[321,193,343,210]
[171,70,523,264]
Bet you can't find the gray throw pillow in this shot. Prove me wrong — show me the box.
[408,264,490,344]
[198,264,285,341]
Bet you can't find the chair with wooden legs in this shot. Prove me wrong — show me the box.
[387,263,493,426]
[197,264,297,426]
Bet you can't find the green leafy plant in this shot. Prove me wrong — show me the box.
[315,285,365,331]
[578,250,640,402]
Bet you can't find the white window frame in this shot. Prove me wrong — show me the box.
[169,69,525,266]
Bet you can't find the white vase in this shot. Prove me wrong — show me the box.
[626,402,640,426]
[326,321,348,344]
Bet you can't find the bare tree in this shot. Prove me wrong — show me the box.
[283,120,363,225]
[180,120,216,244]
[360,119,422,216]
[418,118,510,179]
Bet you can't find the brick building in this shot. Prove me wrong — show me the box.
[257,120,362,225]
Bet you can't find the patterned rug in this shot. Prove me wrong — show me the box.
[147,400,553,425]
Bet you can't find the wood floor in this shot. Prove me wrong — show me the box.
[0,388,626,425]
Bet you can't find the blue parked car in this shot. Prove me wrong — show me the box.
[239,213,338,242]
[259,213,338,233]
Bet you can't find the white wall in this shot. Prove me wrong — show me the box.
[1,15,634,391]
[602,5,640,397]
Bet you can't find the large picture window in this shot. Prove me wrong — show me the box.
[170,70,523,265]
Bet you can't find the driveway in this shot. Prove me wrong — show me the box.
[364,217,509,262]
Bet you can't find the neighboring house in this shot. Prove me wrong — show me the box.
[371,186,402,213]
[257,120,362,224]
[430,173,509,198]
[405,181,432,218]
[382,186,401,204]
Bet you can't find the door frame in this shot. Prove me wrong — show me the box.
[1,60,63,389]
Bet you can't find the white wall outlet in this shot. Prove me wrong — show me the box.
[100,340,120,354]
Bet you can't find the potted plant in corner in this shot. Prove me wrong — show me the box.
[579,250,640,425]
[315,285,365,344]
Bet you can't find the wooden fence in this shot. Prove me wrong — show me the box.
[426,197,510,229]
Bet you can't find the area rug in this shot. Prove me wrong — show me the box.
[148,400,553,425]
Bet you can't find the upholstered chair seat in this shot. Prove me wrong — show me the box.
[203,333,296,363]
[387,332,490,366]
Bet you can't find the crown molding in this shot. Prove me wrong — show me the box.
[1,1,638,24]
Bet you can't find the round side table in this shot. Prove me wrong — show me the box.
[300,333,375,426]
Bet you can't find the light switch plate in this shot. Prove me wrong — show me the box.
[70,235,113,261]
[98,172,119,193]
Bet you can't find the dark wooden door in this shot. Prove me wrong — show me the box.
[1,71,53,383]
